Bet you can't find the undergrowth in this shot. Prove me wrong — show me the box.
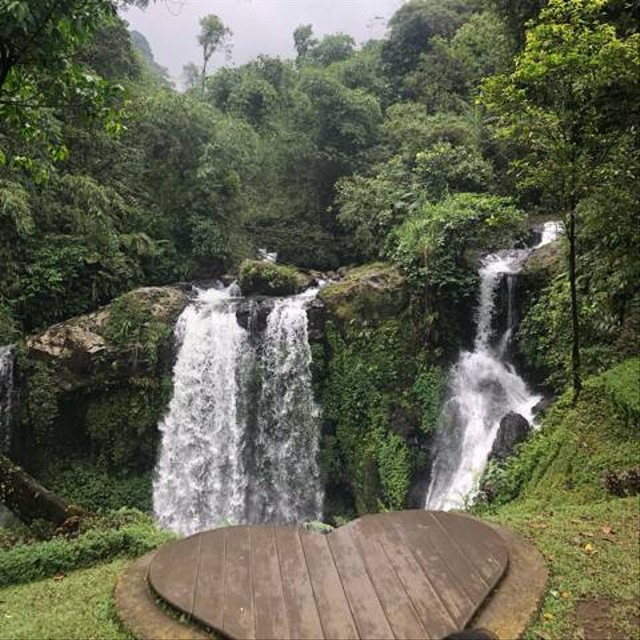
[0,509,174,587]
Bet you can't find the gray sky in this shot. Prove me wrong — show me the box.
[120,0,403,86]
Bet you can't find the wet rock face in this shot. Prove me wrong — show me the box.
[306,298,326,344]
[25,286,190,391]
[235,297,275,335]
[490,412,532,461]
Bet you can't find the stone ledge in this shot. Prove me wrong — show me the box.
[115,551,210,640]
[471,521,548,639]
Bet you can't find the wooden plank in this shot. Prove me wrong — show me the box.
[192,529,227,630]
[328,526,395,639]
[348,518,429,640]
[222,526,255,640]
[397,510,493,621]
[300,529,359,640]
[275,527,324,640]
[433,512,509,586]
[353,515,456,639]
[148,535,200,616]
[147,511,510,640]
[251,525,290,640]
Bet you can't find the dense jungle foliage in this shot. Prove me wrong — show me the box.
[0,0,636,389]
[0,0,636,495]
[0,0,636,517]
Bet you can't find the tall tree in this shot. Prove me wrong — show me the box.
[197,14,231,94]
[381,0,478,96]
[483,0,640,399]
[293,24,316,60]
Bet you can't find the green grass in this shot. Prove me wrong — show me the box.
[478,358,640,639]
[0,558,132,640]
[488,497,639,640]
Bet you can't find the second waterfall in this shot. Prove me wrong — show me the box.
[425,224,561,511]
[153,285,323,535]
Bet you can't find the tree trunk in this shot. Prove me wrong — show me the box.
[0,454,82,525]
[567,207,582,401]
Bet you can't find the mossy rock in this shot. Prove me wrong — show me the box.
[25,286,189,391]
[521,240,563,281]
[318,263,406,325]
[238,260,310,296]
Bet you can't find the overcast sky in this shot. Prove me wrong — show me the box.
[120,0,404,86]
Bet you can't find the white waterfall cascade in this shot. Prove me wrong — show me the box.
[0,345,14,453]
[245,289,323,523]
[424,223,562,511]
[153,285,323,535]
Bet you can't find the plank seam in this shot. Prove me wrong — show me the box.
[325,529,366,639]
[191,534,203,618]
[394,515,477,617]
[272,526,291,639]
[298,527,327,640]
[434,512,507,571]
[429,513,491,590]
[356,519,428,639]
[390,517,461,627]
[249,527,256,640]
[221,529,228,633]
[347,526,399,640]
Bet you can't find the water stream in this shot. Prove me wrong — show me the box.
[425,224,561,511]
[0,345,14,454]
[153,285,322,535]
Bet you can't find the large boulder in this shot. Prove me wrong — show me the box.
[25,286,190,391]
[316,263,406,326]
[490,412,532,461]
[238,260,311,297]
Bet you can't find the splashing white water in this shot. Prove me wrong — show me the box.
[246,289,323,523]
[0,346,14,453]
[153,285,322,535]
[536,221,564,248]
[425,223,562,511]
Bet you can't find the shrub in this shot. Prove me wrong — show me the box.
[0,509,174,587]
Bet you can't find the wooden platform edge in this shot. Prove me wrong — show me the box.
[115,551,211,640]
[470,521,549,639]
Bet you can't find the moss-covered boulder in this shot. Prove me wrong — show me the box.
[521,240,563,282]
[13,286,190,506]
[238,260,310,296]
[317,263,406,325]
[25,286,189,392]
[513,240,564,385]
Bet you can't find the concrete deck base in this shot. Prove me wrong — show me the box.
[115,552,210,640]
[472,522,548,639]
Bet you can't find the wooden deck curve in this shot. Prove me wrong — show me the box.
[148,510,510,640]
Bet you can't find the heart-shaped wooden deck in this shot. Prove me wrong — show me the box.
[148,510,509,640]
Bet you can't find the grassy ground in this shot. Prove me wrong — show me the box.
[0,558,132,640]
[478,359,640,639]
[489,497,639,640]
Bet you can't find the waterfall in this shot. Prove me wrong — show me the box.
[0,346,14,454]
[245,289,323,523]
[536,221,564,248]
[153,285,322,535]
[425,223,561,511]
